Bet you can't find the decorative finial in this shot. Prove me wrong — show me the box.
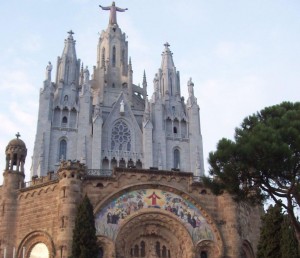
[16,132,21,139]
[67,30,74,36]
[164,42,170,48]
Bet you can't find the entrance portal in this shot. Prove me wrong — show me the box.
[115,209,194,258]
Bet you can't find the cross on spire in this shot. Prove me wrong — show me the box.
[164,42,170,48]
[16,132,21,139]
[67,30,74,36]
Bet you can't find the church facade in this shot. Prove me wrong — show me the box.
[0,3,261,258]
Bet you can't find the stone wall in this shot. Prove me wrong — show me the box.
[0,166,261,258]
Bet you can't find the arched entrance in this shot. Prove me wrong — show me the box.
[17,231,55,258]
[94,187,223,258]
[115,209,194,258]
[29,243,49,258]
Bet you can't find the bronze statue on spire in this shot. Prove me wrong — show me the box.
[99,2,128,25]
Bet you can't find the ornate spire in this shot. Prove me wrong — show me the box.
[161,42,174,69]
[143,70,147,87]
[56,30,79,85]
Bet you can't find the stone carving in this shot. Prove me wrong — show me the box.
[46,62,52,81]
[83,66,90,83]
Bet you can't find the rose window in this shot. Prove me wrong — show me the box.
[111,121,131,151]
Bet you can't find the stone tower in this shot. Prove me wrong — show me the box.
[31,2,205,178]
[0,134,26,258]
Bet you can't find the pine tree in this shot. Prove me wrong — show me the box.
[257,204,283,258]
[280,215,300,258]
[71,195,99,258]
[203,102,300,243]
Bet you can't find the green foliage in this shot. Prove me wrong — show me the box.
[203,102,300,242]
[71,195,99,258]
[280,215,300,258]
[257,204,299,258]
[257,204,283,258]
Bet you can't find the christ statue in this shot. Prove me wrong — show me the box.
[99,2,128,25]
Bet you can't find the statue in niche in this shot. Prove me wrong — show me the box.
[120,100,125,114]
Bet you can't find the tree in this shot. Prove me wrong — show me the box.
[257,204,299,258]
[280,214,300,257]
[71,195,99,258]
[257,204,283,258]
[203,102,300,243]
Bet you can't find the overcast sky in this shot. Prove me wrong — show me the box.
[0,0,299,184]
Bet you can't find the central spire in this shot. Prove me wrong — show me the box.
[99,2,128,26]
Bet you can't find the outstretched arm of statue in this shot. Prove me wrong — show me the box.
[116,7,128,12]
[99,5,111,10]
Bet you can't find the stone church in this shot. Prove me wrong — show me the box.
[0,3,261,258]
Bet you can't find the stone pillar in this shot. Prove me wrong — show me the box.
[143,121,153,169]
[56,160,85,258]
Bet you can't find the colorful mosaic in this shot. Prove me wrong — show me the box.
[95,189,214,243]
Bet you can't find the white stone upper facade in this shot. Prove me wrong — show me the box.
[31,4,204,178]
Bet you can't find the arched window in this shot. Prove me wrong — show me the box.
[140,241,145,257]
[64,95,68,102]
[98,247,104,258]
[173,126,177,134]
[59,139,67,160]
[134,244,139,257]
[136,160,142,169]
[62,116,68,128]
[200,251,208,258]
[156,241,161,257]
[121,49,125,67]
[162,246,167,258]
[112,46,116,67]
[174,149,180,169]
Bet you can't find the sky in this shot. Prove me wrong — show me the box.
[0,0,299,185]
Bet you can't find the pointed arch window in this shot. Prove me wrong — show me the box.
[140,241,145,257]
[98,247,104,258]
[156,241,161,257]
[62,116,68,127]
[174,148,180,169]
[101,47,105,67]
[121,49,125,66]
[59,139,67,161]
[112,46,116,67]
